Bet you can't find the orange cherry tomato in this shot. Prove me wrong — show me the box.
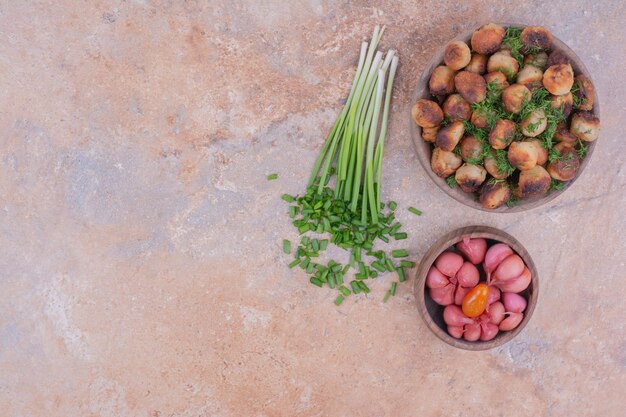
[462,283,490,318]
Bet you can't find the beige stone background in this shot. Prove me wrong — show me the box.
[1,1,625,416]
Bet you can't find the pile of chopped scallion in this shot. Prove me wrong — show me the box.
[279,26,420,305]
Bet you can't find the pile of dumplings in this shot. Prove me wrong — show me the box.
[412,24,599,209]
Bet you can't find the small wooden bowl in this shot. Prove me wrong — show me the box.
[414,226,538,350]
[410,24,600,212]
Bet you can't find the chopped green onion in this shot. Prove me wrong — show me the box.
[394,232,407,240]
[390,282,397,296]
[389,201,397,211]
[392,249,408,258]
[266,173,278,181]
[288,259,301,269]
[339,286,351,296]
[408,207,422,216]
[371,261,386,273]
[357,281,370,293]
[334,295,345,306]
[310,277,323,287]
[385,259,395,272]
[400,260,415,268]
[283,239,291,254]
[281,194,295,203]
[350,280,361,294]
[398,267,406,282]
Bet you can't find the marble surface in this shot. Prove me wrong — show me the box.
[1,1,625,416]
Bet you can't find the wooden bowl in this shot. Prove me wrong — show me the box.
[410,24,600,212]
[414,226,538,350]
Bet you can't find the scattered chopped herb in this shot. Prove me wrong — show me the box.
[266,173,278,181]
[408,207,422,216]
[283,239,291,254]
[446,175,458,188]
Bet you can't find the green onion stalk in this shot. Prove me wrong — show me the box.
[284,27,418,304]
[308,26,399,225]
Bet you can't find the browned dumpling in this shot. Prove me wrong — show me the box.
[524,138,548,166]
[523,52,548,69]
[429,65,456,96]
[518,165,551,197]
[480,180,511,209]
[487,51,519,80]
[542,64,574,95]
[465,53,487,74]
[484,72,509,91]
[521,26,553,51]
[549,92,573,117]
[570,111,600,142]
[517,65,543,91]
[470,108,492,129]
[431,147,462,177]
[422,126,439,143]
[436,121,465,151]
[508,141,538,171]
[471,23,506,55]
[502,84,531,114]
[412,99,444,128]
[443,94,472,121]
[519,109,547,137]
[547,50,570,67]
[553,123,578,143]
[489,119,516,149]
[573,74,595,111]
[454,71,487,104]
[460,135,484,162]
[547,143,580,181]
[444,41,472,70]
[455,163,487,192]
[484,150,511,179]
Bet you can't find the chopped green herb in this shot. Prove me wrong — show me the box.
[408,207,422,216]
[266,173,278,181]
[446,175,458,188]
[283,239,291,254]
[397,267,406,282]
[334,295,345,306]
[310,277,323,287]
[281,194,295,203]
[392,249,408,258]
[400,260,415,268]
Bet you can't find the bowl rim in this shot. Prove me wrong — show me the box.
[410,23,601,213]
[413,225,539,350]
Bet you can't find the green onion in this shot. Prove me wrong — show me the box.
[357,281,370,293]
[281,194,295,203]
[398,267,406,282]
[385,259,395,272]
[371,261,386,272]
[392,249,408,258]
[339,286,351,296]
[310,277,323,287]
[400,260,415,268]
[267,173,278,181]
[389,201,397,211]
[282,239,291,254]
[350,280,361,294]
[288,259,301,269]
[390,282,397,296]
[334,295,345,306]
[408,207,422,216]
[394,232,407,240]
